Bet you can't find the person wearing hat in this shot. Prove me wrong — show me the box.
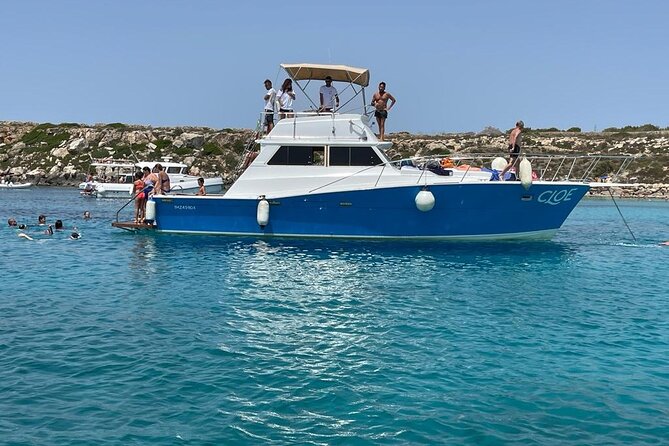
[319,76,339,112]
[500,120,525,180]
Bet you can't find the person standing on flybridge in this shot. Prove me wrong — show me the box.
[371,81,396,141]
[263,79,277,133]
[319,76,339,112]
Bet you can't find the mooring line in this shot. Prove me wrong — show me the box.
[608,188,637,243]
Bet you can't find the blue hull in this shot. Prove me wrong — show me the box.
[152,183,589,239]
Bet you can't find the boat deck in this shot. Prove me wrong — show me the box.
[111,221,155,232]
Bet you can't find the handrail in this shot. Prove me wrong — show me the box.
[389,153,637,183]
[245,152,638,198]
[115,191,141,223]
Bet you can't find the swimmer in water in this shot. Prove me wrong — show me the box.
[45,225,53,235]
[70,226,80,240]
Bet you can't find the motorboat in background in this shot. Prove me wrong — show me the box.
[80,157,224,198]
[0,180,32,189]
[113,63,634,239]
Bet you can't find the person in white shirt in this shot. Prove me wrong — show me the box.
[278,78,296,119]
[263,79,277,132]
[319,76,339,112]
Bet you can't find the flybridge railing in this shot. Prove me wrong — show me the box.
[257,105,375,132]
[390,153,637,183]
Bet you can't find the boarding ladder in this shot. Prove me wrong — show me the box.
[230,119,262,182]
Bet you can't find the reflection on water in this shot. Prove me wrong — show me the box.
[130,235,159,276]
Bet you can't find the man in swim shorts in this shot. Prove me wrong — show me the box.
[371,82,396,141]
[500,120,524,180]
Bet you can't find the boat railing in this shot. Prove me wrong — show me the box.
[89,157,136,168]
[389,153,637,183]
[258,105,373,132]
[114,190,141,224]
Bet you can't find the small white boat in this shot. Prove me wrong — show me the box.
[79,157,224,198]
[0,181,32,189]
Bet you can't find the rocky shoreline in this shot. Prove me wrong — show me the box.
[1,121,667,198]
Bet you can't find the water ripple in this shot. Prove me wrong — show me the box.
[1,191,669,444]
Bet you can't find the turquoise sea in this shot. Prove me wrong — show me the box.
[1,187,668,445]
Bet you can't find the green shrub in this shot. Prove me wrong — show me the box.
[174,146,191,156]
[567,127,582,132]
[105,123,128,129]
[25,145,48,154]
[604,124,660,133]
[223,153,239,167]
[203,142,223,156]
[92,148,110,158]
[154,139,172,150]
[625,124,659,132]
[115,145,133,157]
[21,129,69,149]
[232,139,245,153]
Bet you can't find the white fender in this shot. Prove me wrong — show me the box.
[491,157,508,171]
[415,190,435,212]
[257,198,270,227]
[145,198,156,222]
[519,157,532,190]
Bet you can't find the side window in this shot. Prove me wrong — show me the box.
[166,167,181,174]
[311,147,325,166]
[329,146,349,166]
[329,147,383,166]
[351,147,383,166]
[268,146,326,165]
[268,146,288,165]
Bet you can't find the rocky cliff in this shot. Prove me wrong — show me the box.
[1,121,667,197]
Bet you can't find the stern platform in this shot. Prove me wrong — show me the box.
[111,221,155,232]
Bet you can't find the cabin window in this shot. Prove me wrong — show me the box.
[329,146,383,166]
[166,166,181,174]
[268,146,326,166]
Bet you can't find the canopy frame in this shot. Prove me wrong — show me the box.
[280,63,371,114]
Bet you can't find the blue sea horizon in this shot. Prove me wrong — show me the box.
[1,188,668,444]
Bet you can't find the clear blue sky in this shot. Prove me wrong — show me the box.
[1,0,668,133]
